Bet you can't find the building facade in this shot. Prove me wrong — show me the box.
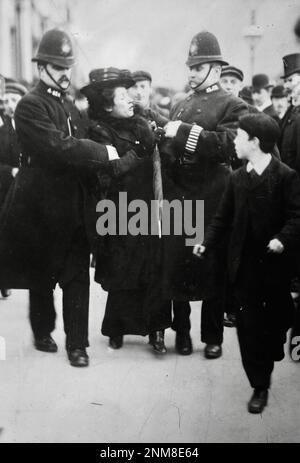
[0,0,71,84]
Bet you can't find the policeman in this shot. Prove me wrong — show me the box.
[161,31,247,358]
[0,29,118,367]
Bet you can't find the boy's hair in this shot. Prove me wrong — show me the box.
[238,113,280,153]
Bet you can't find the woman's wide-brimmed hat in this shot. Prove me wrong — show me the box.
[80,67,135,97]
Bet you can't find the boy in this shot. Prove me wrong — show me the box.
[194,113,300,413]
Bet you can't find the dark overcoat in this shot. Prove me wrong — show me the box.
[90,114,160,291]
[204,157,300,303]
[263,103,278,121]
[279,106,300,176]
[159,83,248,300]
[0,116,21,204]
[0,81,109,289]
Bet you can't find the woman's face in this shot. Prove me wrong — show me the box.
[110,87,134,118]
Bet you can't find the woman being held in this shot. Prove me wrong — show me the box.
[81,68,171,354]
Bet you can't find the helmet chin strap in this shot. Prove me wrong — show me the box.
[45,64,70,92]
[192,64,213,91]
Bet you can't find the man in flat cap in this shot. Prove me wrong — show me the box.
[220,65,244,98]
[128,70,168,126]
[160,31,247,358]
[252,74,277,120]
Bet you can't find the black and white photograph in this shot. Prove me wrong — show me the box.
[0,0,300,447]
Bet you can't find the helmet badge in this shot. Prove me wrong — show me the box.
[189,40,198,56]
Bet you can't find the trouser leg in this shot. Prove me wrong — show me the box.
[62,274,90,351]
[201,296,224,345]
[172,300,191,333]
[60,227,90,351]
[236,303,274,390]
[29,288,56,338]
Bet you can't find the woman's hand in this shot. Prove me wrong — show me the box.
[267,238,284,254]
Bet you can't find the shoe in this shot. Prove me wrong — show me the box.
[248,389,268,414]
[1,289,11,298]
[34,335,58,353]
[175,333,193,355]
[223,313,236,327]
[109,336,123,349]
[149,330,167,354]
[204,344,222,359]
[67,348,89,367]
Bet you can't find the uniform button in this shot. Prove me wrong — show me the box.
[74,125,77,130]
[180,108,185,112]
[197,109,202,113]
[202,97,208,101]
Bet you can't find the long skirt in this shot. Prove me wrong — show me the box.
[101,283,171,337]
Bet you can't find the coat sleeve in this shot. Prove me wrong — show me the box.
[89,124,143,178]
[203,174,235,249]
[274,170,300,251]
[15,96,109,170]
[174,99,248,165]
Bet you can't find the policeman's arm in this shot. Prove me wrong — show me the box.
[171,100,248,164]
[15,96,110,170]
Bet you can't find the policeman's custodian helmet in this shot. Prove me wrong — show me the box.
[32,29,76,68]
[186,31,228,67]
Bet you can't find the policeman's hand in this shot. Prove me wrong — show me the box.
[267,238,284,254]
[164,121,182,138]
[193,244,206,258]
[11,168,19,178]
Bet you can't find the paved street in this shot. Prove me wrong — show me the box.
[0,278,299,443]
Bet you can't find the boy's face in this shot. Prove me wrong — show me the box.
[234,128,253,159]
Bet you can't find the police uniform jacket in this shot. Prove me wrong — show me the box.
[159,83,248,300]
[0,80,109,289]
